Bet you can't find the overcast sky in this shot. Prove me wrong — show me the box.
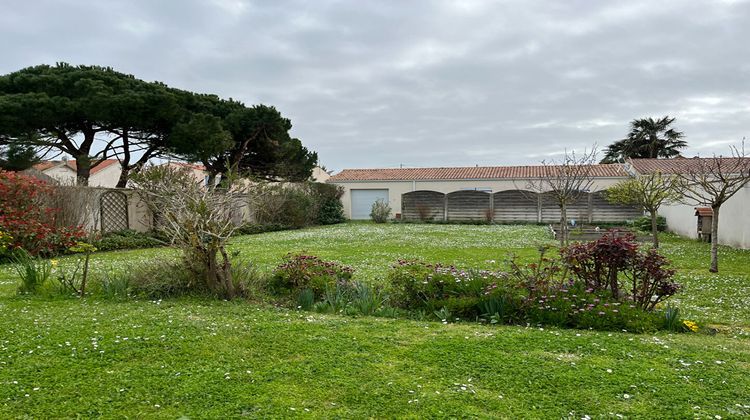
[2,0,749,172]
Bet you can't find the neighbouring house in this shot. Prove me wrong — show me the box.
[31,159,121,187]
[161,161,210,186]
[626,158,750,249]
[327,164,642,223]
[158,163,330,186]
[311,166,331,182]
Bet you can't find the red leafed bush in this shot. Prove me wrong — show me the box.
[561,230,678,311]
[0,170,85,256]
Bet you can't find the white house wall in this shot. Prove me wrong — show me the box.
[89,164,122,188]
[331,178,627,219]
[44,166,76,184]
[660,184,750,249]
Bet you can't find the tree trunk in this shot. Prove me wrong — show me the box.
[709,205,720,273]
[220,246,235,299]
[609,267,619,299]
[116,129,131,188]
[116,167,129,188]
[559,202,567,246]
[205,246,235,299]
[75,155,91,186]
[650,211,659,248]
[206,172,217,189]
[80,253,90,297]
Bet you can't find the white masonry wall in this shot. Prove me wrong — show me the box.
[660,184,750,249]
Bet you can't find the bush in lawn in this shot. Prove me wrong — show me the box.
[235,222,295,236]
[386,241,675,331]
[0,170,86,256]
[387,259,505,319]
[92,229,165,252]
[370,199,391,223]
[132,165,247,299]
[561,230,679,310]
[317,195,345,225]
[632,215,667,233]
[520,279,662,332]
[270,253,354,299]
[251,182,344,229]
[104,255,264,300]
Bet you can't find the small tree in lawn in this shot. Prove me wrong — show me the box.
[131,165,246,298]
[675,144,750,273]
[606,172,680,248]
[523,148,598,246]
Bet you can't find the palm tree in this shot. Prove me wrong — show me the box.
[601,116,687,163]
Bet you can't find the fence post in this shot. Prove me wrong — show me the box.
[488,192,494,222]
[443,195,448,221]
[537,193,542,223]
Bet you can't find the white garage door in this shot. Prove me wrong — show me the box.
[351,189,389,220]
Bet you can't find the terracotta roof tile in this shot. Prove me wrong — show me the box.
[694,207,713,217]
[167,162,207,171]
[33,159,119,175]
[628,157,750,174]
[32,161,59,171]
[328,164,628,181]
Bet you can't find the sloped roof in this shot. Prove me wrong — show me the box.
[695,207,713,217]
[166,161,208,171]
[328,164,629,182]
[628,157,750,174]
[33,159,119,175]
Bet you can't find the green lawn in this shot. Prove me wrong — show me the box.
[1,223,749,418]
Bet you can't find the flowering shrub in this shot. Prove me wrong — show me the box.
[561,230,679,310]
[386,234,680,331]
[0,170,86,256]
[270,253,354,298]
[521,280,661,332]
[387,259,508,319]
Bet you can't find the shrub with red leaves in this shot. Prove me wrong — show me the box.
[561,230,679,310]
[0,170,86,256]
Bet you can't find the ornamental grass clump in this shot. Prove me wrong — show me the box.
[13,249,53,294]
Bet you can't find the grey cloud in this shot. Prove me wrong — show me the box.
[2,0,749,170]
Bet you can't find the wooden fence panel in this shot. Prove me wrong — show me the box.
[399,189,643,224]
[402,190,446,221]
[446,190,491,221]
[493,190,539,222]
[590,191,643,222]
[540,191,590,223]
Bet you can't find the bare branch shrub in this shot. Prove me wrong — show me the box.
[521,148,598,245]
[131,165,247,298]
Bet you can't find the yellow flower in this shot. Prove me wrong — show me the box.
[50,259,59,268]
[683,320,699,333]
